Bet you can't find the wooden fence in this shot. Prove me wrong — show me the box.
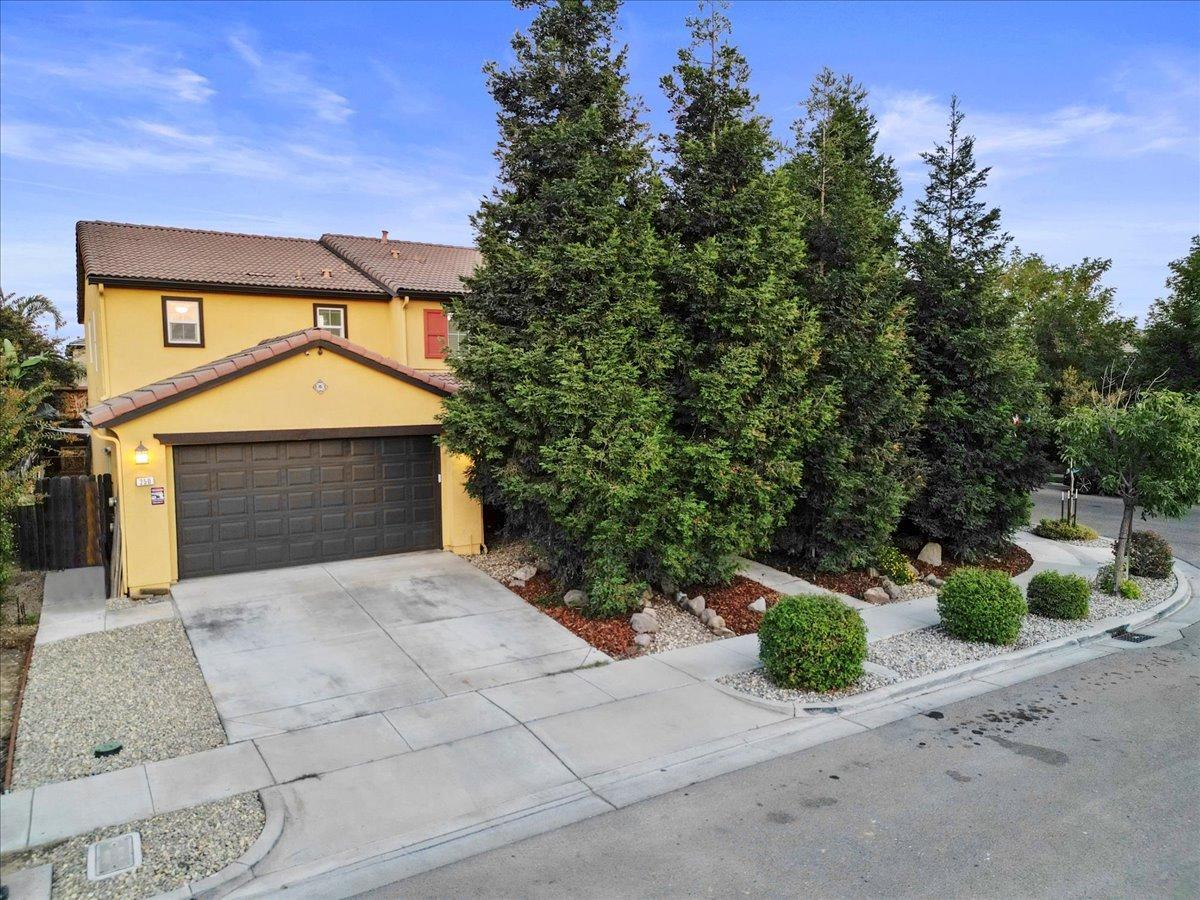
[14,474,114,572]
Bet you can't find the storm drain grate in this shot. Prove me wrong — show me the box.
[87,832,142,881]
[1112,631,1155,643]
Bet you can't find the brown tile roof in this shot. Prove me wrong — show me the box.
[87,328,460,428]
[320,233,480,297]
[76,221,480,322]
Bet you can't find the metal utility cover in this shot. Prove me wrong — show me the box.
[86,832,142,881]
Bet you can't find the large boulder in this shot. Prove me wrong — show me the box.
[917,542,942,567]
[563,589,587,609]
[864,586,890,604]
[686,595,706,616]
[630,612,660,634]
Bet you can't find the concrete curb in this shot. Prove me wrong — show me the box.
[148,790,285,900]
[710,562,1192,719]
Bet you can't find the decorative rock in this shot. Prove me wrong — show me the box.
[640,587,654,604]
[881,579,902,600]
[917,542,942,567]
[674,591,689,607]
[634,633,654,648]
[707,615,726,633]
[630,612,660,634]
[700,608,716,626]
[508,564,538,586]
[563,589,587,609]
[686,595,706,616]
[925,574,945,588]
[864,586,890,604]
[716,627,736,638]
[747,597,767,614]
[868,567,880,578]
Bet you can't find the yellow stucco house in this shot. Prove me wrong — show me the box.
[77,220,484,596]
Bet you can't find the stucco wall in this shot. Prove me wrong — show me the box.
[102,349,481,594]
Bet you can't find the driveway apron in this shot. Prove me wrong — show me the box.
[171,551,598,740]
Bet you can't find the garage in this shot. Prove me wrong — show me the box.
[173,434,440,578]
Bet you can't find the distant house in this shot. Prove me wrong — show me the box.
[77,220,482,596]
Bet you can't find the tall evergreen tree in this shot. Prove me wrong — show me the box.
[774,70,923,570]
[440,0,683,614]
[656,1,822,583]
[1137,236,1200,393]
[903,99,1046,558]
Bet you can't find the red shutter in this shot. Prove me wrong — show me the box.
[424,308,448,358]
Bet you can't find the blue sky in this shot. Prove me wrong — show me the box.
[2,0,1197,337]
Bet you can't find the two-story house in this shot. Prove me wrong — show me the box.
[77,220,483,596]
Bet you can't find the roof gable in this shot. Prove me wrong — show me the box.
[87,328,460,428]
[319,233,480,297]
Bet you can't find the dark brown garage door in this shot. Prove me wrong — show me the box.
[173,436,440,578]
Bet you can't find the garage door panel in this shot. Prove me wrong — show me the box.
[175,435,439,578]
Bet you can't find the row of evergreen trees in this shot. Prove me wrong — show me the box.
[441,0,1046,615]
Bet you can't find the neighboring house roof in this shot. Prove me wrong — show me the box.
[320,233,480,298]
[75,221,479,322]
[87,328,461,429]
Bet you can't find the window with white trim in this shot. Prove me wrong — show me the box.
[163,297,203,346]
[314,305,347,338]
[447,312,466,353]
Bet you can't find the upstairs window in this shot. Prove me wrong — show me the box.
[447,312,466,354]
[162,297,204,347]
[314,304,347,338]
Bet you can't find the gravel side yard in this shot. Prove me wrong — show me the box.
[869,573,1177,680]
[13,619,224,789]
[2,569,44,780]
[0,792,264,899]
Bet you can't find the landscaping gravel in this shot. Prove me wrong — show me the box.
[466,540,539,582]
[717,668,897,705]
[13,619,225,789]
[0,792,264,899]
[869,573,1177,680]
[647,600,715,653]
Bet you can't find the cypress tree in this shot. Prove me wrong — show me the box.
[440,0,683,615]
[775,70,923,571]
[903,99,1047,558]
[657,2,822,584]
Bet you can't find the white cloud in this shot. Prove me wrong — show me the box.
[10,51,214,104]
[228,32,353,124]
[874,86,1196,184]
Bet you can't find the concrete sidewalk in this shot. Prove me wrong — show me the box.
[35,566,176,645]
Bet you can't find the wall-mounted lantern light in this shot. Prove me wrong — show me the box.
[134,442,150,465]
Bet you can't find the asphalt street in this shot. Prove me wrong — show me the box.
[1031,487,1200,566]
[368,622,1200,900]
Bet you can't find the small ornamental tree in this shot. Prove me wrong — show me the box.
[1,340,51,604]
[903,99,1048,558]
[1137,236,1199,393]
[775,69,922,570]
[656,2,823,584]
[440,0,683,615]
[1058,385,1200,590]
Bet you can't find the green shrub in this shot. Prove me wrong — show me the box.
[1095,563,1116,593]
[1032,518,1099,541]
[1119,579,1142,600]
[876,546,915,585]
[937,567,1027,645]
[758,594,867,691]
[1128,531,1173,579]
[1026,570,1090,620]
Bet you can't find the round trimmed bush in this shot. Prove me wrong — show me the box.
[1026,570,1090,620]
[937,567,1026,645]
[758,594,867,691]
[1128,530,1173,579]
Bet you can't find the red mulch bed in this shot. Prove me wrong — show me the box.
[507,572,636,658]
[683,576,781,636]
[758,542,1034,602]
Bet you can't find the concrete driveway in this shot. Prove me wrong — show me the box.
[172,551,602,741]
